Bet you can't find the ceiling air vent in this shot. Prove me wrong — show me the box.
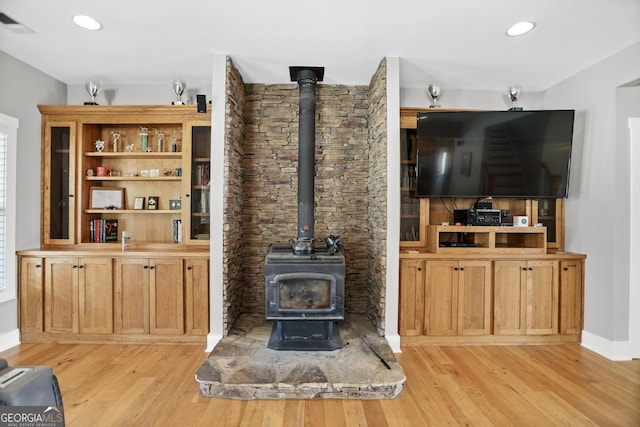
[0,12,35,33]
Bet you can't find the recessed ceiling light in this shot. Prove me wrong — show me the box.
[507,21,535,36]
[73,15,102,31]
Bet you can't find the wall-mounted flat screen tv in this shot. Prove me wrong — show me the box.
[415,110,575,198]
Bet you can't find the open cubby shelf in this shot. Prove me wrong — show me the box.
[427,225,547,254]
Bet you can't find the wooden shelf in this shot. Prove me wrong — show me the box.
[85,176,181,182]
[427,225,547,254]
[85,152,181,159]
[85,209,180,214]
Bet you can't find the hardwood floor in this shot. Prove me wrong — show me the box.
[1,342,638,426]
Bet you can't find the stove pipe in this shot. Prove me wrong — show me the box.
[290,66,324,255]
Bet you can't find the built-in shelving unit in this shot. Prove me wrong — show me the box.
[427,225,547,254]
[398,108,585,345]
[17,105,212,344]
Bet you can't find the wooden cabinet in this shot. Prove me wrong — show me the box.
[18,252,208,343]
[400,127,426,246]
[42,121,76,245]
[399,260,425,336]
[44,256,112,334]
[19,106,211,344]
[185,259,210,335]
[114,257,184,335]
[559,259,584,335]
[493,260,527,335]
[525,260,559,335]
[150,258,184,335]
[399,259,491,337]
[456,261,493,336]
[424,260,458,336]
[494,260,559,335]
[424,260,491,336]
[400,254,583,344]
[113,258,149,334]
[78,257,114,334]
[184,123,211,245]
[38,105,211,249]
[19,257,44,333]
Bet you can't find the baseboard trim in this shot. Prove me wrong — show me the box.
[386,333,402,353]
[206,332,222,353]
[0,329,20,352]
[581,330,632,361]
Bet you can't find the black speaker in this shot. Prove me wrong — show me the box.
[196,94,206,113]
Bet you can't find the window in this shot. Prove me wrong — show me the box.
[0,113,18,303]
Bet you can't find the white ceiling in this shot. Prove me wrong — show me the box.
[1,0,639,92]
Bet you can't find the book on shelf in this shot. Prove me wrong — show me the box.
[173,219,182,243]
[89,219,118,243]
[194,164,210,186]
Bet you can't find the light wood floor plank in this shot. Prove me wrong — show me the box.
[1,342,639,426]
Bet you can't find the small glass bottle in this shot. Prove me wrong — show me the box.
[140,127,149,152]
[157,132,164,152]
[171,136,178,152]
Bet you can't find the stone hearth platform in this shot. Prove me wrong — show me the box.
[196,314,406,399]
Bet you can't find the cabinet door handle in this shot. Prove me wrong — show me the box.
[149,266,155,270]
[563,267,568,271]
[78,265,84,269]
[185,193,190,198]
[522,267,527,271]
[72,264,78,269]
[35,264,41,268]
[143,265,148,269]
[187,266,193,270]
[460,267,464,271]
[417,267,422,271]
[529,267,533,271]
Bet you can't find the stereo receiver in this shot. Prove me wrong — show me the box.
[453,209,511,226]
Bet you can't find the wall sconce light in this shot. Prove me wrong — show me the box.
[507,86,523,111]
[427,83,442,108]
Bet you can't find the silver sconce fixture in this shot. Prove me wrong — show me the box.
[427,83,442,108]
[507,86,523,111]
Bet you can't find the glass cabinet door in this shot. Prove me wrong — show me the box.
[400,128,425,246]
[533,198,564,251]
[43,122,76,245]
[186,124,211,245]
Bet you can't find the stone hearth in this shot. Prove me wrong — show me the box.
[196,314,405,399]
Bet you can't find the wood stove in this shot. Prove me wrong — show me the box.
[265,244,345,350]
[264,66,346,351]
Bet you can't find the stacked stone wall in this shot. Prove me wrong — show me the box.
[366,59,388,335]
[240,83,371,314]
[222,58,246,333]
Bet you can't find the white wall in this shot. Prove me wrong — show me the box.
[0,51,66,349]
[614,86,640,342]
[385,57,401,352]
[401,88,543,110]
[207,54,226,352]
[543,42,640,359]
[67,84,212,106]
[629,117,640,359]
